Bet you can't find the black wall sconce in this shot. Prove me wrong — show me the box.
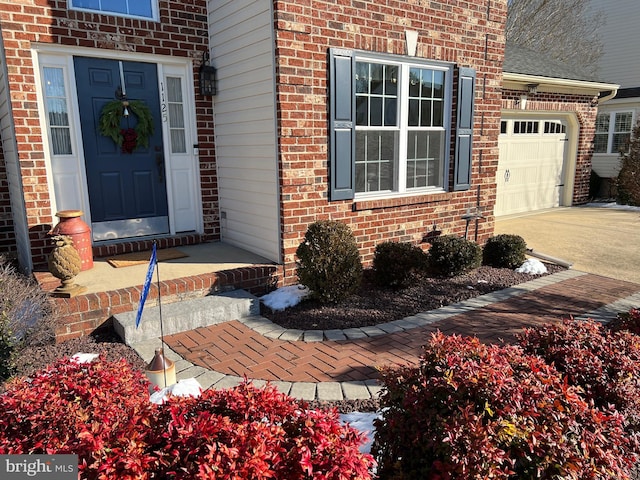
[199,51,217,96]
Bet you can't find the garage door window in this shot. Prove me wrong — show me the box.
[594,112,633,154]
[513,121,538,134]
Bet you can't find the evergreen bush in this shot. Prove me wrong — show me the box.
[372,241,428,289]
[482,234,527,269]
[295,220,363,303]
[427,234,481,277]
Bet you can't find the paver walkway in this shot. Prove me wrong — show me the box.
[133,271,640,401]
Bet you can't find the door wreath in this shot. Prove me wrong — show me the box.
[99,100,154,154]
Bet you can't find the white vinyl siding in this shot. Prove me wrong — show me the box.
[209,0,280,262]
[590,0,640,89]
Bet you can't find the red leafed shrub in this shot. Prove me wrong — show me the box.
[372,332,636,480]
[519,317,640,433]
[0,356,157,479]
[0,358,374,480]
[153,382,374,479]
[608,308,640,336]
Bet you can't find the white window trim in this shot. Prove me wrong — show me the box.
[354,53,453,200]
[594,110,635,155]
[69,0,159,22]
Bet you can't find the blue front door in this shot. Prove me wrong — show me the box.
[74,57,169,240]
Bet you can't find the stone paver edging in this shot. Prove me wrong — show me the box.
[130,269,638,402]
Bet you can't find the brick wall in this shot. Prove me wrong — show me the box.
[502,89,598,205]
[272,0,508,283]
[0,0,218,268]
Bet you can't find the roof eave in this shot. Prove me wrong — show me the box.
[503,72,619,94]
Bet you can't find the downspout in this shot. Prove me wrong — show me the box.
[597,89,618,105]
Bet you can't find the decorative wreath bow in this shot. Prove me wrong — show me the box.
[98,100,154,154]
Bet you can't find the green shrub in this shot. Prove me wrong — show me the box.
[482,234,527,269]
[295,220,362,303]
[373,333,636,479]
[0,259,56,381]
[427,234,481,277]
[372,241,428,289]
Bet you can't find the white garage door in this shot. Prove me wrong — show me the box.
[495,119,567,217]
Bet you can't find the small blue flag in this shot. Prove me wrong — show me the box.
[135,243,157,329]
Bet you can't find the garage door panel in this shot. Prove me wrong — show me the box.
[496,119,567,217]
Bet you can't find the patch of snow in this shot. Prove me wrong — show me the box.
[150,377,202,404]
[585,202,640,211]
[260,285,309,311]
[71,353,99,364]
[340,411,381,454]
[516,258,547,275]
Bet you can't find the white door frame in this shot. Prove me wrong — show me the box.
[32,44,203,240]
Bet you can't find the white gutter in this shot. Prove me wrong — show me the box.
[504,72,619,93]
[597,89,618,104]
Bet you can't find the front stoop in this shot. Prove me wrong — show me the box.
[114,289,260,345]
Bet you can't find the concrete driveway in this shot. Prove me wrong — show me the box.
[494,206,640,285]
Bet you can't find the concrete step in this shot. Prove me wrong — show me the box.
[113,289,259,345]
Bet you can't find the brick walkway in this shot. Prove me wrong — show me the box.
[164,273,640,392]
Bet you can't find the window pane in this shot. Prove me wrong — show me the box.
[51,129,72,155]
[409,69,420,97]
[420,100,432,127]
[384,65,398,95]
[103,0,127,14]
[43,68,65,97]
[432,99,443,126]
[433,70,444,98]
[43,67,72,156]
[71,0,100,8]
[71,0,154,18]
[612,133,631,153]
[356,63,369,94]
[47,99,68,126]
[370,64,383,94]
[408,99,419,127]
[355,130,397,193]
[406,131,443,189]
[593,133,608,153]
[167,77,183,103]
[166,77,186,154]
[614,112,632,133]
[129,1,153,17]
[356,96,368,126]
[384,98,397,126]
[370,97,383,126]
[595,113,609,133]
[168,104,184,129]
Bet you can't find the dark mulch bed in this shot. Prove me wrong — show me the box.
[262,264,565,331]
[11,264,564,412]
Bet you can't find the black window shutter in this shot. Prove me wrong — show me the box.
[453,67,476,191]
[328,48,356,201]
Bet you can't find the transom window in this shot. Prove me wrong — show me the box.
[70,0,157,20]
[354,58,451,195]
[594,111,633,154]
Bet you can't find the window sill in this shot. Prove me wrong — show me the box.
[353,192,450,211]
